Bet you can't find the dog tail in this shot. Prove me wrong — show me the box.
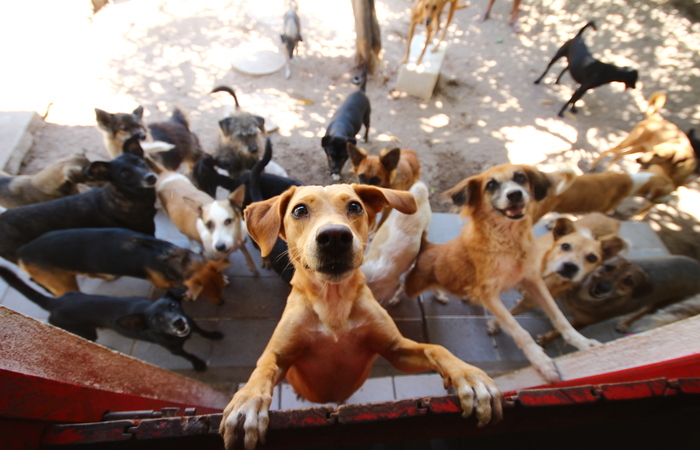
[0,266,54,310]
[211,85,240,109]
[577,21,596,37]
[249,138,273,203]
[170,107,191,129]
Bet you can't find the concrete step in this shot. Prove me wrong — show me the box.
[0,111,43,174]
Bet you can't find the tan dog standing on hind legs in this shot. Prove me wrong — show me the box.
[401,0,469,66]
[403,164,602,384]
[220,184,502,450]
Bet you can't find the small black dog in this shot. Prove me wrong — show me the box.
[0,136,157,263]
[687,128,700,172]
[148,107,205,171]
[534,21,638,117]
[0,266,222,372]
[321,67,371,180]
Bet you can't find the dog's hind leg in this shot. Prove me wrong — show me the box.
[20,263,79,297]
[239,245,259,276]
[554,66,569,84]
[534,43,570,84]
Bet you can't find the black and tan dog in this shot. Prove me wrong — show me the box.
[0,151,90,208]
[534,21,638,117]
[211,85,267,177]
[0,136,157,263]
[17,228,229,304]
[281,0,303,79]
[95,106,203,171]
[0,266,222,372]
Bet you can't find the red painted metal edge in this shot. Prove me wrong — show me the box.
[332,398,428,424]
[269,406,335,429]
[677,378,700,394]
[517,385,598,406]
[43,420,135,445]
[598,379,668,401]
[422,395,461,414]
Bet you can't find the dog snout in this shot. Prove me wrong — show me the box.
[171,317,191,336]
[557,262,579,280]
[316,225,353,253]
[137,132,147,140]
[215,242,229,253]
[591,280,614,298]
[506,190,523,202]
[143,172,157,186]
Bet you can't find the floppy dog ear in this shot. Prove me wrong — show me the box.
[552,217,576,240]
[523,167,552,201]
[244,187,297,258]
[347,142,367,169]
[352,184,418,227]
[116,314,148,331]
[122,135,144,158]
[443,176,481,209]
[94,108,112,130]
[631,268,653,298]
[84,161,112,182]
[380,148,401,173]
[183,197,203,217]
[228,185,246,209]
[219,117,234,136]
[601,236,627,260]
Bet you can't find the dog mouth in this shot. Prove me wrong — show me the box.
[171,317,191,336]
[315,262,354,276]
[588,281,616,300]
[497,203,525,219]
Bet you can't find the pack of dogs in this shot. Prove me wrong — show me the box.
[1,8,699,449]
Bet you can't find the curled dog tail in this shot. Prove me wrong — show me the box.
[249,137,273,203]
[211,85,240,109]
[577,20,596,37]
[0,266,54,311]
[645,91,667,118]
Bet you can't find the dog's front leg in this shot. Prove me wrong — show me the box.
[520,276,601,351]
[380,336,503,426]
[239,244,259,276]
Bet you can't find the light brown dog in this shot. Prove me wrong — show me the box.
[403,164,602,383]
[589,92,697,181]
[155,171,257,274]
[220,184,502,450]
[487,216,626,336]
[532,169,675,222]
[401,0,469,66]
[0,151,90,208]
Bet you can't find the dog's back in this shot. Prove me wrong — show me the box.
[148,108,204,171]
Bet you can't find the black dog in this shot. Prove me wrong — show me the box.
[0,136,157,263]
[148,107,205,171]
[0,266,222,372]
[687,128,700,173]
[321,67,371,180]
[534,21,638,117]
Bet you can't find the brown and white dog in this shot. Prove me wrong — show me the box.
[220,184,502,450]
[487,215,626,336]
[403,164,601,383]
[0,151,90,209]
[401,0,469,66]
[362,181,432,304]
[155,170,257,274]
[589,91,697,182]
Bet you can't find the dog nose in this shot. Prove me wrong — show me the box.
[592,280,614,297]
[144,173,157,186]
[316,226,353,252]
[249,144,258,153]
[215,243,228,253]
[506,190,523,202]
[138,132,147,140]
[559,262,579,279]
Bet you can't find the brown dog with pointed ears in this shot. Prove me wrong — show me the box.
[404,164,602,384]
[219,184,502,450]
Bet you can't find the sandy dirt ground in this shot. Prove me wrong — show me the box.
[2,0,699,257]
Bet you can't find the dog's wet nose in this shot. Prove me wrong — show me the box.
[592,280,614,297]
[144,173,157,186]
[317,226,353,252]
[249,144,258,153]
[506,190,523,202]
[215,243,229,253]
[559,262,579,279]
[137,132,147,140]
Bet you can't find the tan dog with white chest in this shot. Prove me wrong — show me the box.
[404,164,601,384]
[155,171,257,273]
[220,184,502,450]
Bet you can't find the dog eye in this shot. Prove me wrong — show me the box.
[224,218,232,226]
[513,172,527,185]
[348,201,363,215]
[560,243,571,251]
[586,254,598,263]
[292,204,308,218]
[169,303,177,310]
[206,221,214,230]
[485,179,498,192]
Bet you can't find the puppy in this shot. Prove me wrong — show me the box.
[362,181,432,304]
[155,169,257,273]
[321,69,371,180]
[220,184,502,450]
[16,228,230,304]
[477,0,522,32]
[0,136,157,264]
[0,266,222,371]
[401,0,469,65]
[0,151,90,208]
[95,106,202,170]
[95,106,147,158]
[487,216,626,336]
[532,170,675,222]
[537,255,700,344]
[280,0,303,79]
[534,21,638,117]
[590,92,696,177]
[211,85,267,177]
[403,164,601,383]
